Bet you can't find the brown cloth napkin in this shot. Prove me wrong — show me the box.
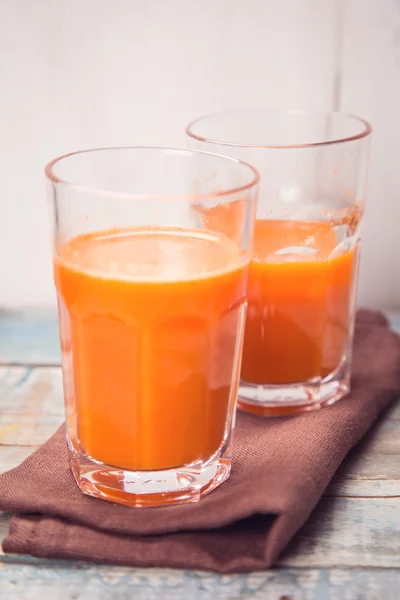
[1,310,400,573]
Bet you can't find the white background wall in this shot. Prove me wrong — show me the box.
[0,0,399,309]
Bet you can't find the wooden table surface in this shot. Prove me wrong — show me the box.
[0,310,399,599]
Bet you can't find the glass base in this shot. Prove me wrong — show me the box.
[68,441,231,508]
[238,366,350,417]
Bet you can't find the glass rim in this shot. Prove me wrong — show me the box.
[44,146,260,201]
[186,108,372,149]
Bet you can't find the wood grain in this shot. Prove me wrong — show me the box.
[0,310,60,366]
[0,564,399,600]
[1,310,399,597]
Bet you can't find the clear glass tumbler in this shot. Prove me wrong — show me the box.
[187,110,372,416]
[46,147,258,506]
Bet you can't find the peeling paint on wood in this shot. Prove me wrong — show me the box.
[1,310,399,597]
[0,565,399,600]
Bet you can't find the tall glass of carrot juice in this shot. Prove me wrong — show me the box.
[46,147,258,507]
[187,110,372,416]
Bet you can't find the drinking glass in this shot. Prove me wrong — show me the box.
[187,110,372,416]
[46,147,258,506]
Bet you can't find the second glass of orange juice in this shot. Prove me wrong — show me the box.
[47,147,258,507]
[187,109,372,416]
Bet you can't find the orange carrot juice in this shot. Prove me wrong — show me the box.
[241,220,357,385]
[54,227,247,471]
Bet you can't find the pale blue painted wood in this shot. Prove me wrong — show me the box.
[0,310,399,598]
[0,310,59,365]
[0,564,399,600]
